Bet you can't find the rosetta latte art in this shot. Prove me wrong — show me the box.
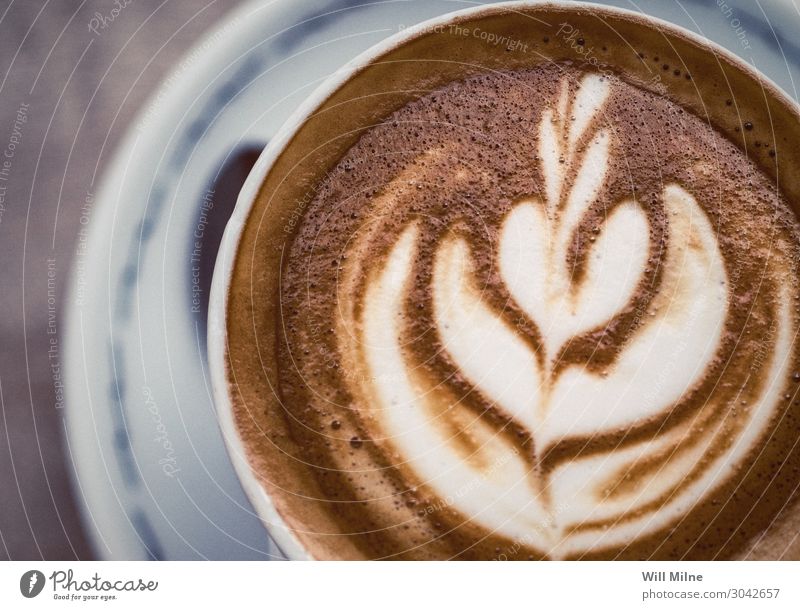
[276,66,800,558]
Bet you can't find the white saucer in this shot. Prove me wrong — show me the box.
[63,0,800,560]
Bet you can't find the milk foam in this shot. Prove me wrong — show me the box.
[346,74,794,556]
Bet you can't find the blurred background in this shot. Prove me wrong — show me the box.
[1,0,799,561]
[0,0,241,560]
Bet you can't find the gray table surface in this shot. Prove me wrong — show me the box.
[0,0,243,561]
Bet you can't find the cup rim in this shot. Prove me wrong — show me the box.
[208,0,800,561]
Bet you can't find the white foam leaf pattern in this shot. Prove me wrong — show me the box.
[499,198,649,360]
[354,73,792,556]
[539,74,611,215]
[523,184,727,446]
[361,225,554,540]
[434,237,543,432]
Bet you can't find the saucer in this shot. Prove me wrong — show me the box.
[63,0,800,559]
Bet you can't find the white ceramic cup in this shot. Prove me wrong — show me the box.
[208,0,800,560]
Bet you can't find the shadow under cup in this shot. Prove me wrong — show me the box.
[213,3,800,560]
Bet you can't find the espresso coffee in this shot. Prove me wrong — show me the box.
[222,5,800,560]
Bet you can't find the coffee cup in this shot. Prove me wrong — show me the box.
[209,1,800,560]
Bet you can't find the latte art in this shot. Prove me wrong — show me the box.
[263,64,800,559]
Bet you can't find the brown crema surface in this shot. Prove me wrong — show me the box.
[227,63,800,560]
